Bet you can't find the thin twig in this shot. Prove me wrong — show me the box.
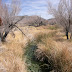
[14,25,30,40]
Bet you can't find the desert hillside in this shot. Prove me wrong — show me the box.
[15,16,48,27]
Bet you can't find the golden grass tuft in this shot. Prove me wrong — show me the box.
[0,25,71,72]
[0,27,29,72]
[0,50,27,72]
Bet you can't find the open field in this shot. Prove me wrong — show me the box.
[0,25,72,72]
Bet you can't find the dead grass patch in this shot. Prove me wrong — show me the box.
[35,30,72,72]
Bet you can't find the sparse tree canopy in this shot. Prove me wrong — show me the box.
[0,0,24,42]
[48,0,72,39]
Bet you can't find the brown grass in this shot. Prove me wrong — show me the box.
[0,50,27,72]
[35,29,72,72]
[0,25,71,72]
[0,28,28,72]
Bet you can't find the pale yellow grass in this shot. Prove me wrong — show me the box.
[0,26,51,72]
[0,27,30,72]
[0,50,27,72]
[4,31,27,58]
[0,25,68,72]
[35,29,72,72]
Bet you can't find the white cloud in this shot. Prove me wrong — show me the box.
[5,0,58,19]
[20,0,59,19]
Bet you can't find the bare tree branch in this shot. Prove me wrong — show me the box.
[14,16,24,25]
[47,0,72,39]
[14,25,26,36]
[0,0,25,42]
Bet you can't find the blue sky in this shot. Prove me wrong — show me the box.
[4,0,59,19]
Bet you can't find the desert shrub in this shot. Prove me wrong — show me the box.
[48,25,59,30]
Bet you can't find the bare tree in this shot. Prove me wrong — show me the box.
[28,16,46,27]
[48,0,72,39]
[0,0,25,42]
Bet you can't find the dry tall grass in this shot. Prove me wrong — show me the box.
[0,28,28,72]
[0,50,26,72]
[0,25,71,72]
[0,25,50,72]
[35,30,72,72]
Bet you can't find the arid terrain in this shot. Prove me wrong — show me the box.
[0,0,72,72]
[0,24,72,72]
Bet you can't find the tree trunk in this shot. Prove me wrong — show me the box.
[70,33,72,39]
[66,31,69,40]
[1,32,9,42]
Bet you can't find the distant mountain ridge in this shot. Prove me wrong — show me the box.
[47,18,56,25]
[15,15,56,26]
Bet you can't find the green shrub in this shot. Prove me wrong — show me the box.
[23,42,42,72]
[48,25,59,30]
